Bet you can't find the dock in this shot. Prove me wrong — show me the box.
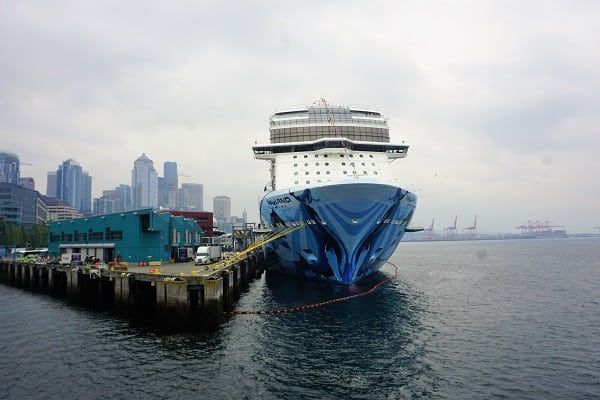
[0,250,266,329]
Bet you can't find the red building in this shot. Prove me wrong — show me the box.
[168,211,214,236]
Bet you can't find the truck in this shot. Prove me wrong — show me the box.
[194,245,221,265]
[177,247,194,262]
[60,253,83,265]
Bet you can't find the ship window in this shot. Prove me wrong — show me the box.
[326,171,331,175]
[361,162,365,166]
[306,180,310,184]
[317,180,322,183]
[295,181,299,184]
[343,171,347,174]
[314,155,318,158]
[353,171,357,174]
[360,154,364,158]
[316,171,321,175]
[324,154,328,158]
[325,162,329,166]
[304,155,308,158]
[369,155,374,158]
[363,171,367,175]
[342,162,346,166]
[340,154,344,158]
[374,171,378,175]
[294,172,298,176]
[293,155,297,159]
[349,155,354,158]
[372,163,375,166]
[305,171,309,175]
[293,163,297,167]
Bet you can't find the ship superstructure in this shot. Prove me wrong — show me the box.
[253,100,417,284]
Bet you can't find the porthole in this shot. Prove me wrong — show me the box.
[314,155,319,158]
[325,162,329,166]
[359,154,364,158]
[326,171,331,175]
[305,171,309,175]
[343,171,347,174]
[293,155,297,159]
[361,162,365,166]
[374,171,378,175]
[315,162,320,166]
[349,154,354,158]
[316,171,321,175]
[340,154,344,158]
[363,171,367,175]
[324,154,328,158]
[304,155,308,158]
[369,155,374,158]
[306,180,310,184]
[342,162,346,166]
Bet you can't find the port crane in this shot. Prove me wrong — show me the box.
[423,218,435,239]
[443,215,458,236]
[464,216,477,237]
[516,220,563,234]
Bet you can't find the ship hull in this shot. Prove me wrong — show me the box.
[260,181,416,285]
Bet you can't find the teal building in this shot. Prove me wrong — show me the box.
[48,208,203,263]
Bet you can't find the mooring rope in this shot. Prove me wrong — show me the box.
[225,262,398,317]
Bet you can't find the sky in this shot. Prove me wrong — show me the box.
[1,0,599,233]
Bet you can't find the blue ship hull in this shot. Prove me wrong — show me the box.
[260,181,417,284]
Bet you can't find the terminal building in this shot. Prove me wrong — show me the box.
[48,208,203,263]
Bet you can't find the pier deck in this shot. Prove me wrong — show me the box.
[0,249,266,329]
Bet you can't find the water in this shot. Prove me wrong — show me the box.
[0,238,598,399]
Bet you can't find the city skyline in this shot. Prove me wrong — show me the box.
[2,2,599,231]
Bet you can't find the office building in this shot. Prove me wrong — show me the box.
[46,171,57,197]
[19,177,35,190]
[213,196,231,221]
[178,183,203,211]
[0,182,46,225]
[54,159,92,214]
[0,152,20,185]
[132,154,158,209]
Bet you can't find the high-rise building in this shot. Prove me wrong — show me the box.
[55,159,92,214]
[0,152,20,184]
[115,184,132,211]
[177,183,203,211]
[131,153,158,209]
[158,176,168,208]
[164,162,178,190]
[19,177,35,190]
[213,196,231,221]
[81,172,92,214]
[92,184,132,215]
[46,171,57,197]
[0,182,46,225]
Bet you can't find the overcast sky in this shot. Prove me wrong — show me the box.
[1,1,599,232]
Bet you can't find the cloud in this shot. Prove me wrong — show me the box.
[1,0,599,231]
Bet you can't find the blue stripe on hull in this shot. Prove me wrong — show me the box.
[260,182,416,284]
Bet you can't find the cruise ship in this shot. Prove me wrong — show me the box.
[253,100,417,285]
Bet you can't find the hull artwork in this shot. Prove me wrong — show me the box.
[260,181,416,284]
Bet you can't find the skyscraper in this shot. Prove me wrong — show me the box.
[46,171,57,197]
[0,152,20,184]
[164,161,178,190]
[116,184,132,211]
[55,159,92,213]
[19,177,35,190]
[213,196,231,220]
[178,183,203,211]
[132,153,158,209]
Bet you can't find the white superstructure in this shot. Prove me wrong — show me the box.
[253,101,409,190]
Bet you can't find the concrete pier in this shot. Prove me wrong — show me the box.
[0,249,266,329]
